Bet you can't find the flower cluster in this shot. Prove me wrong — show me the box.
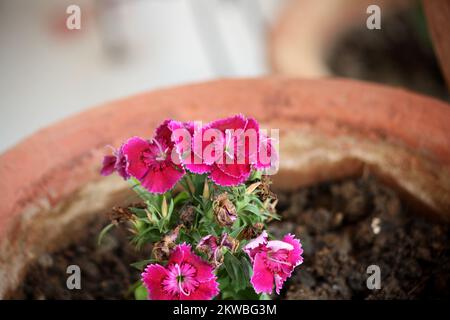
[99,115,302,300]
[101,115,278,193]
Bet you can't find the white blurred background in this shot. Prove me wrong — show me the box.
[0,0,286,152]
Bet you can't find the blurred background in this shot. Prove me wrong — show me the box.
[0,0,447,152]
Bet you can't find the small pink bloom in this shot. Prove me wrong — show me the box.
[100,155,116,176]
[100,146,129,179]
[142,243,219,300]
[244,231,303,295]
[122,121,185,194]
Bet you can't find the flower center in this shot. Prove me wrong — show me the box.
[152,138,168,161]
[162,263,199,297]
[265,250,291,272]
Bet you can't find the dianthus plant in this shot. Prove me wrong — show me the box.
[100,115,303,300]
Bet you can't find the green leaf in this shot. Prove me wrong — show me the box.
[97,223,115,246]
[223,251,248,292]
[173,191,189,206]
[134,283,148,300]
[130,258,156,271]
[229,225,246,239]
[242,204,261,216]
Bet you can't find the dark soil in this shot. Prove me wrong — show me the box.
[326,2,449,101]
[12,176,450,299]
[12,220,149,300]
[273,176,450,300]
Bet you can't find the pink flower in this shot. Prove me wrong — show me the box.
[142,243,219,300]
[122,121,185,194]
[244,231,303,295]
[100,146,129,179]
[206,115,259,186]
[169,120,212,174]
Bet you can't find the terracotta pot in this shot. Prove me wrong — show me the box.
[0,77,449,298]
[269,0,412,77]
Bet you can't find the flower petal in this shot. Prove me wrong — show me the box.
[255,135,278,170]
[154,119,174,145]
[250,252,274,294]
[208,114,247,132]
[180,278,220,300]
[209,165,248,187]
[266,240,294,252]
[216,162,251,179]
[244,230,268,261]
[282,234,304,267]
[140,162,185,194]
[141,264,172,300]
[122,137,150,179]
[100,155,116,176]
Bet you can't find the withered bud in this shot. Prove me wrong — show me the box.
[179,204,196,227]
[213,193,237,227]
[264,198,278,218]
[220,233,239,253]
[258,175,277,202]
[196,235,217,258]
[152,225,183,262]
[108,206,136,225]
[239,222,265,240]
[197,233,239,268]
[152,240,172,262]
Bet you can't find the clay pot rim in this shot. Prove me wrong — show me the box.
[1,76,449,225]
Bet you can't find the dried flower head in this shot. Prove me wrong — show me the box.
[152,225,183,262]
[240,222,264,240]
[197,233,239,267]
[213,193,237,227]
[258,175,277,201]
[179,204,196,227]
[108,206,136,225]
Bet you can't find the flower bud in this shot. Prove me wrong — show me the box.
[202,179,210,199]
[213,193,237,227]
[161,196,168,217]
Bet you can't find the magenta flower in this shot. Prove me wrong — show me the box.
[206,114,259,186]
[122,121,185,194]
[169,120,212,174]
[244,231,303,295]
[100,146,129,179]
[141,243,219,300]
